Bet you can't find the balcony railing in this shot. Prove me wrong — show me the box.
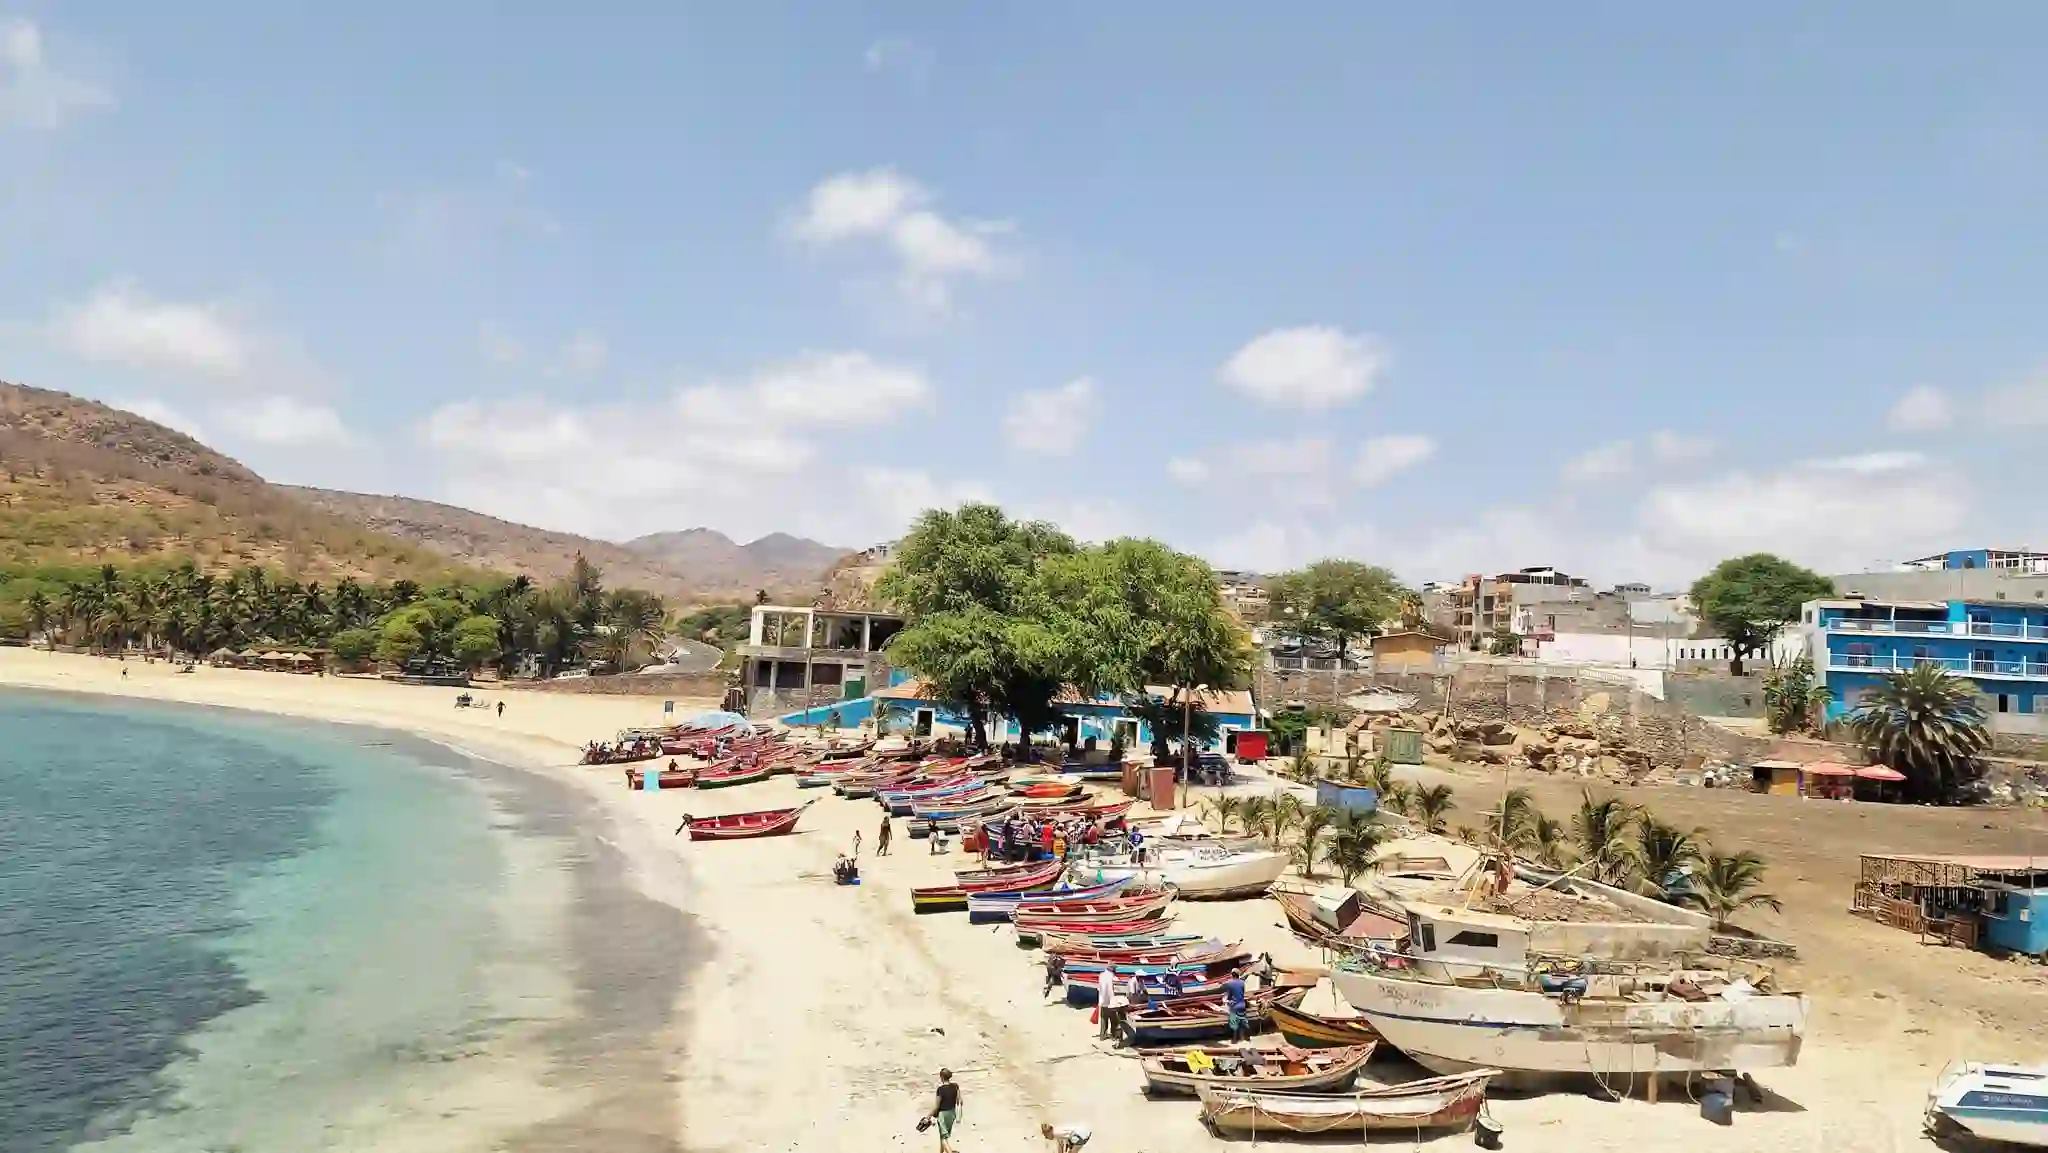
[1828,618,2048,641]
[1828,653,2048,679]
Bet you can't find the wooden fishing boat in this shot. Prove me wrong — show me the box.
[1124,987,1308,1047]
[676,799,818,842]
[1010,781,1085,799]
[694,762,775,790]
[1011,890,1175,928]
[1195,1069,1498,1136]
[1041,931,1211,957]
[1013,914,1174,945]
[1269,1002,1383,1050]
[912,858,1064,914]
[1142,1043,1377,1098]
[965,878,1133,923]
[624,765,695,790]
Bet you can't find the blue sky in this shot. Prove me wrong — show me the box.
[5,4,2047,587]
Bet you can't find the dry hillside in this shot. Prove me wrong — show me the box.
[0,382,474,581]
[621,528,848,594]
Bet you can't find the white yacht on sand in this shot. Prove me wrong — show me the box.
[1328,869,1807,1083]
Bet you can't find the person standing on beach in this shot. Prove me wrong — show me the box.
[877,815,893,856]
[1095,968,1119,1039]
[1222,967,1249,1042]
[853,829,863,858]
[924,1068,961,1153]
[497,700,504,717]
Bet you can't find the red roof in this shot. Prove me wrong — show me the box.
[1802,762,1859,777]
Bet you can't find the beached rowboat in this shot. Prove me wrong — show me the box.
[1269,1002,1383,1049]
[1124,987,1308,1047]
[624,766,695,790]
[1142,1043,1377,1098]
[694,762,776,790]
[676,799,818,842]
[1195,1069,1499,1136]
[911,858,1064,914]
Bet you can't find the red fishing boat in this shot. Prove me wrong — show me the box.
[912,857,1064,914]
[625,764,695,789]
[675,799,818,842]
[695,761,775,790]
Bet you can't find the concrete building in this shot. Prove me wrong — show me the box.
[1801,596,2048,737]
[780,680,1259,750]
[1831,547,2048,605]
[1215,571,1271,622]
[1446,567,1591,649]
[738,604,904,715]
[1370,630,1449,669]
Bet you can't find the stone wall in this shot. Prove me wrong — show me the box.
[512,672,728,700]
[1666,671,1768,720]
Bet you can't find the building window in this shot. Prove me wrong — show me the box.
[1847,643,1874,668]
[1912,645,1937,668]
[811,663,844,687]
[1445,931,1500,949]
[1974,649,1996,674]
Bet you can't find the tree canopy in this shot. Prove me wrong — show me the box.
[1689,553,1832,674]
[878,503,1251,750]
[1847,663,1991,802]
[1268,560,1408,652]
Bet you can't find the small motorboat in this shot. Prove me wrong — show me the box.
[1927,1062,2048,1147]
[676,800,817,842]
[1142,1042,1376,1097]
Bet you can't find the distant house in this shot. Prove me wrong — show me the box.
[1370,630,1448,669]
[781,679,1258,750]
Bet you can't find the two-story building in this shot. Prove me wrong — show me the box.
[1802,597,2048,735]
[737,604,905,716]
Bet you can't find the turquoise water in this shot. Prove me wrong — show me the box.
[0,691,689,1152]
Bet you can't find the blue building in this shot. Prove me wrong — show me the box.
[778,678,1260,751]
[1802,597,2048,735]
[1899,548,2048,573]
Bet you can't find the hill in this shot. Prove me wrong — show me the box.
[283,488,735,602]
[620,528,848,594]
[0,382,473,582]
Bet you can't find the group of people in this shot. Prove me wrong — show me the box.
[980,812,1134,865]
[1075,954,1278,1047]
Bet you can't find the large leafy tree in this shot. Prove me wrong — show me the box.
[1847,663,1991,802]
[1268,559,1408,654]
[1689,554,1833,675]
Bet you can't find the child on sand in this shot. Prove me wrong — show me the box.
[1042,1121,1091,1150]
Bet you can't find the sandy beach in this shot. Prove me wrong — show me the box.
[7,647,2048,1153]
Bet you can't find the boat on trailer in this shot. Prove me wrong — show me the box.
[1142,1042,1377,1098]
[1927,1062,2048,1147]
[1196,1069,1499,1136]
[676,799,818,842]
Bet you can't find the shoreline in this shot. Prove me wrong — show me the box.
[7,648,2045,1152]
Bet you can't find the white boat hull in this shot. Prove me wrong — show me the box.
[1073,850,1288,900]
[1929,1063,2048,1148]
[1332,968,1805,1078]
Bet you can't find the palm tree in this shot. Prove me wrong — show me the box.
[23,590,52,649]
[1257,793,1306,848]
[1366,752,1394,797]
[1634,814,1705,900]
[1380,781,1413,816]
[1413,783,1456,833]
[1571,791,1641,886]
[1200,794,1246,835]
[1238,795,1274,844]
[1529,813,1572,870]
[1683,848,1783,928]
[1291,804,1339,878]
[1325,810,1387,885]
[1846,663,1991,803]
[1495,787,1541,852]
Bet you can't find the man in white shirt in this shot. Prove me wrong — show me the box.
[1042,1122,1091,1151]
[1095,969,1119,1038]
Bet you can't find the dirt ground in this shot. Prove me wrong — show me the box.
[1396,754,2048,1065]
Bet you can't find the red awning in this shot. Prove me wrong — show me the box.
[1855,765,1907,782]
[1802,762,1858,777]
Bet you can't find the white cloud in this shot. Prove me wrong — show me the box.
[1886,386,1953,432]
[1353,434,1436,487]
[1217,326,1387,410]
[816,467,996,546]
[864,37,932,73]
[1812,451,1926,474]
[111,398,207,441]
[418,351,937,541]
[1562,440,1635,482]
[556,329,608,375]
[0,18,112,130]
[1648,430,1715,463]
[1004,377,1096,456]
[791,169,1009,313]
[48,282,254,381]
[1166,457,1211,486]
[478,322,524,365]
[219,396,352,447]
[1984,368,2048,427]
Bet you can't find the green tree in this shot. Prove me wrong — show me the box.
[1690,554,1833,675]
[1413,783,1456,832]
[1292,804,1339,878]
[375,615,426,666]
[1635,814,1705,899]
[330,627,378,665]
[1571,791,1641,886]
[1762,653,1832,735]
[1495,787,1541,852]
[1846,663,1991,803]
[1486,627,1523,657]
[1268,559,1408,655]
[1380,780,1413,816]
[452,614,503,671]
[1252,792,1306,848]
[1683,848,1783,928]
[23,590,53,648]
[1199,793,1246,835]
[1325,810,1387,885]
